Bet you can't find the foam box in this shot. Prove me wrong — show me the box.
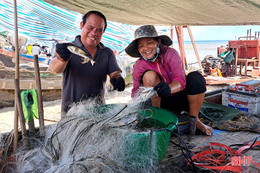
[222,89,260,116]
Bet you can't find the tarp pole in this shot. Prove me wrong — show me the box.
[175,26,187,70]
[13,0,18,152]
[13,0,27,152]
[170,25,174,48]
[33,55,45,135]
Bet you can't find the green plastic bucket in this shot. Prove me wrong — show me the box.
[123,106,178,167]
[221,50,234,63]
[92,104,178,167]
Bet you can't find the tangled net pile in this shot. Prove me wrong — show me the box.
[13,100,162,173]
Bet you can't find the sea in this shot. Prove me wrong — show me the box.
[172,40,229,69]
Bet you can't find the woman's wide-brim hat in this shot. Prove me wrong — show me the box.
[125,25,172,57]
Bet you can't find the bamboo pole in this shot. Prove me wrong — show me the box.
[13,0,19,152]
[33,55,44,135]
[14,79,26,135]
[13,105,18,151]
[13,0,27,151]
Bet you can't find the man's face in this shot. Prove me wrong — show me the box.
[80,14,105,48]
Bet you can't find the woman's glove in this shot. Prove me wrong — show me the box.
[56,43,72,61]
[154,82,171,97]
[110,76,125,91]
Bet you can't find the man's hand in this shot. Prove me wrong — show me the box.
[110,76,125,91]
[56,43,72,61]
[154,82,171,97]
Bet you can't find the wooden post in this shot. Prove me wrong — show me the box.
[13,104,18,152]
[170,25,174,48]
[249,29,251,40]
[175,26,204,74]
[14,79,26,135]
[28,111,36,132]
[235,47,239,75]
[13,0,27,151]
[175,26,187,70]
[33,55,44,135]
[186,26,205,75]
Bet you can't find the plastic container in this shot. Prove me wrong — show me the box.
[221,50,234,63]
[222,89,260,116]
[92,104,178,167]
[123,106,178,167]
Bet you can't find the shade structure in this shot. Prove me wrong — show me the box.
[0,0,134,51]
[41,0,260,26]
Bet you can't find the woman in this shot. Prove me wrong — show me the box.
[125,25,212,135]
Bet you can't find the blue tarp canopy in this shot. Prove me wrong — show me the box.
[0,0,134,51]
[1,0,260,51]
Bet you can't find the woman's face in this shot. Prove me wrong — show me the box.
[137,37,159,59]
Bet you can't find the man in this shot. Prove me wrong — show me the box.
[49,11,125,115]
[31,43,41,56]
[42,46,51,57]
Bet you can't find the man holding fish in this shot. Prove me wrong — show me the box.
[49,11,125,116]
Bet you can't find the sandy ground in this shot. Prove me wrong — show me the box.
[0,87,132,133]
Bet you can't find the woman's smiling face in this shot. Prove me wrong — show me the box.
[137,37,159,59]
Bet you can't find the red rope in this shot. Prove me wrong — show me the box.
[191,141,260,172]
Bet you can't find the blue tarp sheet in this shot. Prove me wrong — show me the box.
[0,0,134,51]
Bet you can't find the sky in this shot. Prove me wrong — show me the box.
[183,25,260,41]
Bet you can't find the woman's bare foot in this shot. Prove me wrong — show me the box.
[196,119,213,135]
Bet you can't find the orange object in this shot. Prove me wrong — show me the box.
[209,67,222,77]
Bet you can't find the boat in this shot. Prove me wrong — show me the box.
[0,49,48,63]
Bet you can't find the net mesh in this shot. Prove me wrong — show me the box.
[9,98,168,173]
